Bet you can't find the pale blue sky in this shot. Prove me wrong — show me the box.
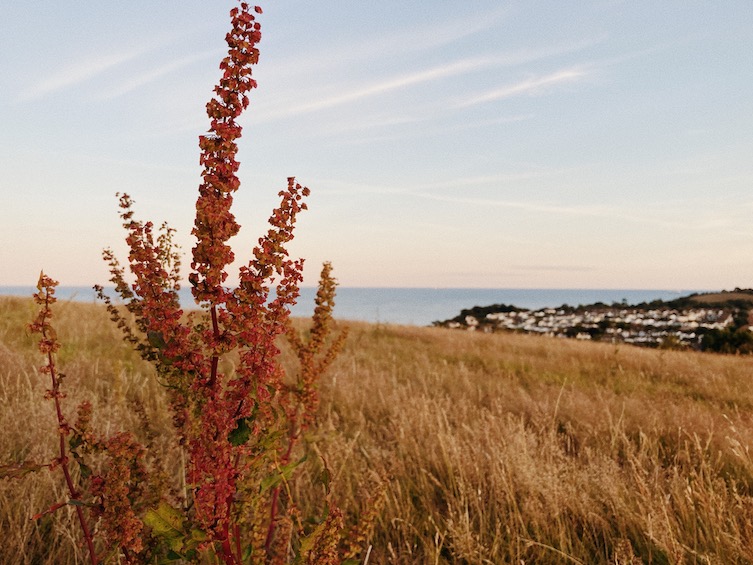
[1,2,752,289]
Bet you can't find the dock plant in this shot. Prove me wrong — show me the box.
[3,2,356,563]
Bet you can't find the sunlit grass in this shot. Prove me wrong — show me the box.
[3,297,753,563]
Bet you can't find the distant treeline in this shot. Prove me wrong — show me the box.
[440,303,524,325]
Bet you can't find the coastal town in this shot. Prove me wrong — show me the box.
[435,291,753,352]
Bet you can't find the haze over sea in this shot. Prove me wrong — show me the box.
[1,287,706,327]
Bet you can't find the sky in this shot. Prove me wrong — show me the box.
[1,1,752,290]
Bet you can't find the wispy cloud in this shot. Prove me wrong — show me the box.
[18,50,146,102]
[257,33,601,123]
[409,191,610,218]
[314,178,605,217]
[267,6,510,80]
[364,6,511,57]
[458,67,590,107]
[319,113,536,145]
[95,50,221,100]
[316,174,568,197]
[256,56,497,122]
[258,61,591,123]
[411,169,571,190]
[16,32,189,102]
[317,176,737,233]
[404,190,749,233]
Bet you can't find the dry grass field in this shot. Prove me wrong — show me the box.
[690,292,753,305]
[3,296,753,563]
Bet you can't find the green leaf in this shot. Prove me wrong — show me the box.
[78,461,92,479]
[228,417,251,446]
[252,429,285,454]
[147,330,167,350]
[260,455,307,493]
[190,528,208,542]
[144,502,186,552]
[69,434,84,450]
[295,509,330,562]
[260,474,281,493]
[180,528,209,553]
[67,499,94,508]
[318,465,331,493]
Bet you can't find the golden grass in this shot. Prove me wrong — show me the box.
[690,292,753,304]
[3,297,753,563]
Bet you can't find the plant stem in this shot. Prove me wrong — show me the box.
[42,313,98,564]
[209,305,220,388]
[264,427,297,554]
[233,523,242,563]
[209,303,240,565]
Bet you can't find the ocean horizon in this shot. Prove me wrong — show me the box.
[0,286,709,327]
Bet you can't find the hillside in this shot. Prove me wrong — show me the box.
[684,289,753,305]
[436,289,753,353]
[3,297,753,563]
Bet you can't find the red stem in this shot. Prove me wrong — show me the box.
[209,305,220,388]
[220,537,239,565]
[42,306,98,564]
[209,303,241,565]
[231,451,243,562]
[264,486,281,555]
[218,475,239,565]
[234,523,242,562]
[263,423,298,554]
[218,469,240,564]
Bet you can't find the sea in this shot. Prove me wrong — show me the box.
[0,286,706,327]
